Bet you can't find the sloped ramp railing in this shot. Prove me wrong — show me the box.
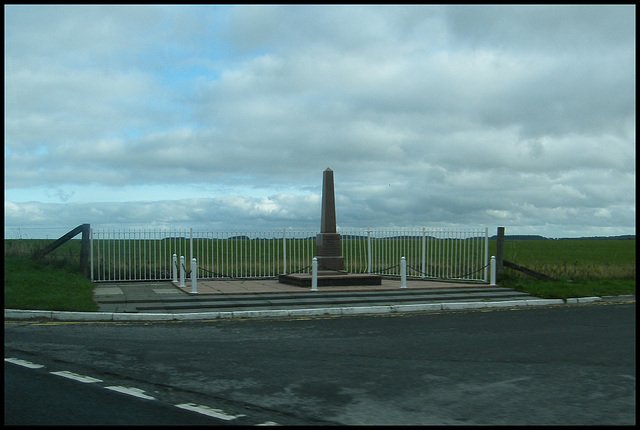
[32,223,91,278]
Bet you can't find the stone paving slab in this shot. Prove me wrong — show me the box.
[93,287,125,296]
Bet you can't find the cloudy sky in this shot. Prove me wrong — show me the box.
[4,5,636,238]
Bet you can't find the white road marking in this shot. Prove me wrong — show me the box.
[6,357,264,423]
[5,356,272,424]
[175,403,246,421]
[5,357,45,369]
[105,386,156,400]
[50,370,103,383]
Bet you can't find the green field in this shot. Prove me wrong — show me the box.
[492,239,636,281]
[488,239,635,299]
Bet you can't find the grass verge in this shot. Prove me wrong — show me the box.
[500,277,635,300]
[4,254,98,312]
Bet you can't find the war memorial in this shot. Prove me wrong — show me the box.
[278,168,382,287]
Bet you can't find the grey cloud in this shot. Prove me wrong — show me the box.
[6,190,634,240]
[444,5,635,52]
[4,5,635,238]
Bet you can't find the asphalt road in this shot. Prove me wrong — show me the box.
[4,302,636,425]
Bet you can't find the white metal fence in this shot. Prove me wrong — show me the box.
[90,227,489,283]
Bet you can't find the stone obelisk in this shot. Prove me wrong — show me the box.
[316,168,345,272]
[278,168,381,287]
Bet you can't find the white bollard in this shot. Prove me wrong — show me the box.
[311,257,318,291]
[490,256,497,286]
[172,254,178,283]
[400,256,407,288]
[179,255,186,288]
[191,258,198,294]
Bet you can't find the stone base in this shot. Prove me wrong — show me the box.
[278,271,382,287]
[315,255,345,272]
[316,233,344,271]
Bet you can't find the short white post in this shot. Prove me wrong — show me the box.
[191,258,198,294]
[400,256,407,288]
[311,257,318,291]
[172,254,178,283]
[490,255,497,286]
[179,255,186,288]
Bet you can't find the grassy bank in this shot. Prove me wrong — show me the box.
[4,254,98,312]
[494,239,635,281]
[495,239,635,299]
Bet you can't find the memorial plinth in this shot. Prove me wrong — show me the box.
[279,168,382,287]
[316,233,344,272]
[278,271,383,287]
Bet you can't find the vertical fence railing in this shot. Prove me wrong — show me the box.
[90,227,488,282]
[337,228,487,281]
[90,228,192,282]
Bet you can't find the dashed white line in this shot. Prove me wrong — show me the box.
[104,386,156,400]
[50,370,103,383]
[4,357,45,369]
[5,357,267,424]
[175,403,246,421]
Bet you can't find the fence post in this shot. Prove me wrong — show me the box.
[421,227,426,279]
[484,227,489,282]
[90,227,94,281]
[190,228,193,262]
[311,257,318,291]
[367,229,372,273]
[78,224,91,278]
[179,255,186,288]
[190,258,198,294]
[400,256,407,288]
[282,228,287,275]
[496,227,505,278]
[490,255,497,286]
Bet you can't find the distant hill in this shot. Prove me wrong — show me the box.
[557,235,636,241]
[490,235,548,241]
[489,234,635,241]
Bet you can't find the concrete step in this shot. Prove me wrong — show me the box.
[96,287,524,304]
[128,289,535,312]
